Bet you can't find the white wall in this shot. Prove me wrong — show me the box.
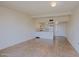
[0,6,35,49]
[66,6,79,53]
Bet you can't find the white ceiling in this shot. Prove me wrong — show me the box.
[0,1,79,18]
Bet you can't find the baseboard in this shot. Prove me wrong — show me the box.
[0,37,35,51]
[67,38,79,54]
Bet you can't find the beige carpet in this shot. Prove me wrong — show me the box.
[0,37,79,57]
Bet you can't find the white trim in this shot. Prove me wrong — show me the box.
[32,12,72,18]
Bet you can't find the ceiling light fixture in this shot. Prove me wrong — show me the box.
[51,2,56,7]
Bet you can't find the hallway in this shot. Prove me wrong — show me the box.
[0,37,78,57]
